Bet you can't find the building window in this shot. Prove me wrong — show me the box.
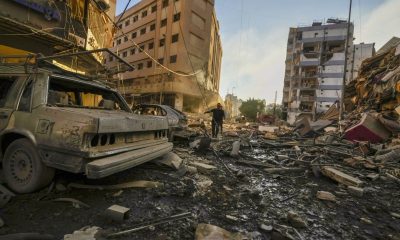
[133,15,138,22]
[124,36,128,42]
[122,51,127,57]
[109,56,113,62]
[132,32,137,39]
[138,63,143,70]
[117,39,121,45]
[158,58,164,64]
[171,34,179,43]
[173,13,180,22]
[170,55,177,63]
[130,48,135,55]
[151,5,157,13]
[162,0,169,8]
[140,27,146,35]
[148,42,154,49]
[139,45,144,52]
[147,61,153,68]
[161,18,167,27]
[150,23,156,31]
[159,38,165,47]
[125,20,130,26]
[142,10,147,18]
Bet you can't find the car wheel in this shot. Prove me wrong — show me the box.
[3,139,54,193]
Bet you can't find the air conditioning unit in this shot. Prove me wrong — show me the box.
[93,0,110,11]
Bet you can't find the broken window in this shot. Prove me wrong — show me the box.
[132,32,137,39]
[142,10,148,18]
[160,38,165,47]
[148,42,154,49]
[138,63,143,70]
[162,0,169,8]
[161,18,167,27]
[47,78,128,111]
[150,23,156,31]
[170,55,177,63]
[0,77,17,107]
[172,34,179,43]
[140,28,146,35]
[151,5,157,13]
[125,20,130,26]
[147,61,153,68]
[173,13,181,22]
[133,15,138,22]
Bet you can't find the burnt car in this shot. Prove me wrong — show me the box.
[133,104,188,140]
[0,63,172,193]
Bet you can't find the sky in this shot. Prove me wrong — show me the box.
[116,0,400,104]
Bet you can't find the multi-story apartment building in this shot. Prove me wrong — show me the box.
[107,0,222,112]
[225,93,242,119]
[282,19,355,124]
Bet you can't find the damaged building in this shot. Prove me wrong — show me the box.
[0,0,116,67]
[282,19,374,124]
[106,0,223,113]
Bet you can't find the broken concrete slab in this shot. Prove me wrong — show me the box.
[153,152,183,170]
[190,162,217,174]
[105,205,130,222]
[344,113,391,143]
[316,191,337,202]
[64,226,103,240]
[195,223,243,240]
[348,186,364,197]
[230,141,240,158]
[321,167,363,187]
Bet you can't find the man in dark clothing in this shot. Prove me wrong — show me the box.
[204,103,225,138]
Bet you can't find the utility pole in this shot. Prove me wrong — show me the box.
[339,0,353,121]
[273,90,277,116]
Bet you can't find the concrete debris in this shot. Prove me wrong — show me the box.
[316,191,337,202]
[264,167,304,174]
[68,180,163,190]
[229,140,241,157]
[360,217,373,224]
[390,212,400,219]
[259,224,273,232]
[347,186,364,197]
[321,167,363,187]
[195,224,244,240]
[190,162,217,174]
[190,137,211,152]
[153,152,183,170]
[286,211,307,228]
[105,205,130,222]
[64,226,104,240]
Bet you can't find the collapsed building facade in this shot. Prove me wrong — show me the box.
[0,0,116,69]
[106,0,223,113]
[282,19,374,124]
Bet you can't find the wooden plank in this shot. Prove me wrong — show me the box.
[321,167,363,187]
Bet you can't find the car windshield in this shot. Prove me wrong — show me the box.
[48,77,129,112]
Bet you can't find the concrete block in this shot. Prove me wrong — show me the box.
[190,162,217,174]
[105,205,130,222]
[348,186,364,197]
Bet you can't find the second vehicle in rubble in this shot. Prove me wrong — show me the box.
[0,62,172,193]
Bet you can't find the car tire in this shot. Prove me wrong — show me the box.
[3,139,55,193]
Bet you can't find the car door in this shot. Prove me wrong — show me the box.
[0,76,21,131]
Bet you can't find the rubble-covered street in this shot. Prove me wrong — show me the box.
[1,119,399,239]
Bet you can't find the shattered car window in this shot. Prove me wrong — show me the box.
[0,77,17,108]
[48,78,128,111]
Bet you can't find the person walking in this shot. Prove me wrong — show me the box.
[204,103,225,138]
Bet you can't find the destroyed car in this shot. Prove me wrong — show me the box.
[133,104,188,140]
[0,64,172,193]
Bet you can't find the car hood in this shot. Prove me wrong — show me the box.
[49,107,169,133]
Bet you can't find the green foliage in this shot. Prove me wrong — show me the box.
[239,98,266,120]
[265,103,283,119]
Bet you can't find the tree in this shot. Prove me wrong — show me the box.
[265,103,283,119]
[239,98,266,121]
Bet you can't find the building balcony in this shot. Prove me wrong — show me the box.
[299,54,319,66]
[299,95,316,102]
